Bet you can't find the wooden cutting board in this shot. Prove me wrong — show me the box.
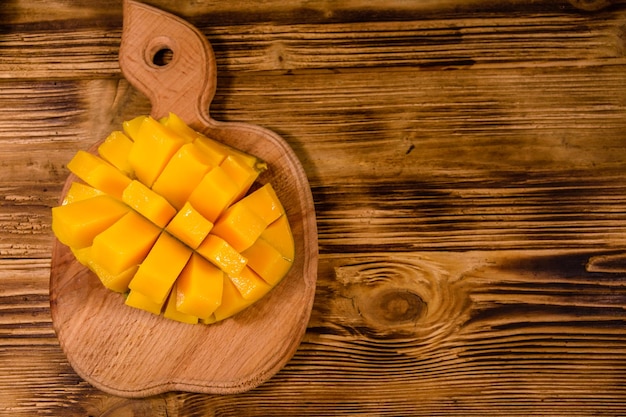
[49,0,318,397]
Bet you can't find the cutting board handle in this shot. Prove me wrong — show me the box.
[119,0,216,129]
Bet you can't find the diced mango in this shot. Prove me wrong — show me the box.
[199,134,265,172]
[128,232,192,304]
[242,237,292,286]
[175,253,223,320]
[196,234,247,277]
[165,202,213,249]
[90,211,161,275]
[122,180,176,228]
[220,155,259,200]
[240,183,284,225]
[97,131,134,176]
[260,215,295,261]
[229,266,271,301]
[212,275,251,322]
[164,282,199,324]
[71,246,92,267]
[211,201,266,253]
[125,289,165,316]
[52,194,129,249]
[192,136,229,167]
[127,116,190,187]
[200,314,217,324]
[187,166,239,222]
[151,142,213,209]
[160,112,200,143]
[67,150,131,199]
[55,112,295,325]
[122,115,146,141]
[62,182,103,205]
[89,261,138,293]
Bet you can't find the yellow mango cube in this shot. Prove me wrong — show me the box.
[229,266,271,301]
[127,116,190,187]
[97,130,134,176]
[62,182,103,205]
[240,183,285,225]
[199,135,265,172]
[201,314,217,324]
[220,155,259,200]
[91,211,161,275]
[196,234,247,277]
[164,283,199,324]
[52,194,129,249]
[125,289,165,316]
[67,150,131,199]
[163,112,267,171]
[122,115,146,141]
[122,180,176,228]
[211,201,266,252]
[128,232,193,304]
[89,260,138,293]
[71,246,92,266]
[175,253,223,319]
[160,112,200,143]
[260,215,295,261]
[242,237,292,286]
[212,275,251,322]
[151,142,213,209]
[165,202,213,249]
[192,135,228,167]
[188,166,239,222]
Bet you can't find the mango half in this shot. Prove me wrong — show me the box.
[52,113,294,324]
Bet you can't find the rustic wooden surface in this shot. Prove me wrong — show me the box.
[2,0,626,415]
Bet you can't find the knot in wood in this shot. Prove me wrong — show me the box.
[568,0,611,11]
[372,289,426,324]
[332,255,470,342]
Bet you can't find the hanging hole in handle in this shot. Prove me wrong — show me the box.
[145,36,177,68]
[153,48,173,66]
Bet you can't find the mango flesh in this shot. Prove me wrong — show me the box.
[122,180,177,228]
[128,231,193,304]
[67,150,132,199]
[90,210,162,276]
[97,131,134,176]
[165,202,213,249]
[175,253,223,320]
[151,143,213,210]
[51,194,129,249]
[127,116,190,187]
[52,113,294,324]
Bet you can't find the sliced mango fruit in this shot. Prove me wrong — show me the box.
[67,150,132,199]
[122,180,176,228]
[128,231,193,305]
[52,113,294,324]
[176,253,223,320]
[51,194,129,249]
[127,116,190,187]
[97,130,134,176]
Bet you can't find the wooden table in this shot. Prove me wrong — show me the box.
[2,0,626,415]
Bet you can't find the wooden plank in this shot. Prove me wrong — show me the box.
[0,78,135,258]
[1,0,626,415]
[2,250,625,415]
[2,5,626,78]
[3,64,626,257]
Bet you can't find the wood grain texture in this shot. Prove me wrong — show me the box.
[2,0,626,415]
